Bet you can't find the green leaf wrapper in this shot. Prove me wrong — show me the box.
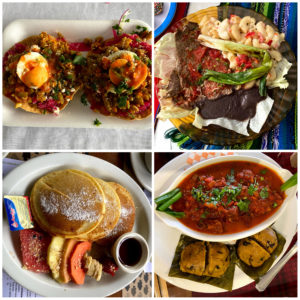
[168,234,237,291]
[235,229,286,282]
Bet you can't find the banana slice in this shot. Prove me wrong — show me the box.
[47,236,65,281]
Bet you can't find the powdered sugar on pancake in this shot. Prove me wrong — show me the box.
[40,187,100,222]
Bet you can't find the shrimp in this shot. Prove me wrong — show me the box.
[239,16,256,33]
[266,25,275,40]
[271,33,280,49]
[252,38,269,49]
[199,15,210,28]
[218,19,230,40]
[255,21,266,36]
[243,38,252,46]
[230,24,242,41]
[201,22,214,36]
[230,15,242,25]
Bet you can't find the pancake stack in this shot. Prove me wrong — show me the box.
[30,169,135,242]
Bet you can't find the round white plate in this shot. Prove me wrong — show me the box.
[130,153,152,191]
[154,151,297,293]
[3,153,152,297]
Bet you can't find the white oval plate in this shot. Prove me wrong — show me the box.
[154,151,297,293]
[3,153,152,297]
[155,154,296,242]
[130,153,152,191]
[3,19,151,129]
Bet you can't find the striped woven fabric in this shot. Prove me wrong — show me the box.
[165,3,297,150]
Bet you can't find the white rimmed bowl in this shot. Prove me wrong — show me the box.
[155,155,297,242]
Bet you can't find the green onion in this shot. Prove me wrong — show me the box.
[281,173,297,191]
[259,75,267,97]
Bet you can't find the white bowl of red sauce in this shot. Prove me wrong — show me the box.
[155,155,297,242]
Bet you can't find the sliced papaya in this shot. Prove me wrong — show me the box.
[59,239,78,283]
[69,241,91,285]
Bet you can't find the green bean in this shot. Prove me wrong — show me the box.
[163,209,185,218]
[154,188,181,206]
[281,173,297,191]
[157,191,182,211]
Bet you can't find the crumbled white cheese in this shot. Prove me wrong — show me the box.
[53,107,60,116]
[30,44,40,52]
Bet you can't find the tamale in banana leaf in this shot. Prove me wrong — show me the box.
[168,234,237,291]
[235,229,286,282]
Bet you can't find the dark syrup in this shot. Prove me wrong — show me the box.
[119,238,142,266]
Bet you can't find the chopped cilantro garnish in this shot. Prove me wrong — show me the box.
[248,184,258,196]
[197,64,202,72]
[237,199,250,212]
[134,55,140,61]
[118,95,127,108]
[115,80,131,94]
[260,176,265,181]
[146,58,152,66]
[200,211,208,219]
[73,55,87,65]
[132,25,148,34]
[226,169,235,183]
[260,169,268,175]
[93,118,101,126]
[127,113,135,119]
[59,55,66,63]
[112,24,122,35]
[260,187,269,199]
[125,19,130,22]
[273,202,278,208]
[80,94,88,106]
[66,74,74,81]
[191,186,207,202]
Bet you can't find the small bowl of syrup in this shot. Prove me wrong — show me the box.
[112,232,149,273]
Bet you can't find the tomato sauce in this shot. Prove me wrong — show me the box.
[172,161,285,235]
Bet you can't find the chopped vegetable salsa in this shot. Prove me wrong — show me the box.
[172,161,285,234]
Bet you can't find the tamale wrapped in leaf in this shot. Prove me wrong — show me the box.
[168,235,237,291]
[235,229,286,282]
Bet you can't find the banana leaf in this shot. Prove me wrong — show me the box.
[168,234,237,291]
[235,229,286,282]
